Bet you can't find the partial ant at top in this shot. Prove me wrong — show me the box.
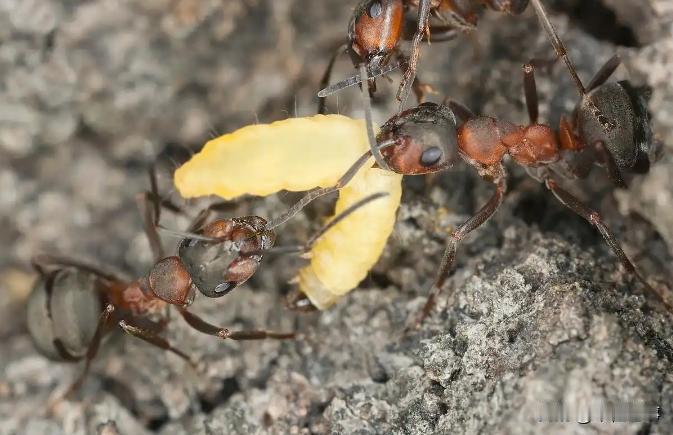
[318,0,530,112]
[27,166,386,399]
[282,0,667,325]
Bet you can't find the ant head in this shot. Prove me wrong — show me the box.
[178,217,275,298]
[148,256,196,306]
[578,81,654,171]
[348,0,404,67]
[485,0,529,14]
[377,103,460,175]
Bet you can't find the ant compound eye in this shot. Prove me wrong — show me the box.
[212,281,237,297]
[420,146,443,167]
[368,1,383,18]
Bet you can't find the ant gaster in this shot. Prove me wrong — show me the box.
[319,0,529,111]
[27,167,385,397]
[281,0,667,326]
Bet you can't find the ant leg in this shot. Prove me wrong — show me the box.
[285,289,318,313]
[31,254,125,283]
[586,55,621,93]
[529,0,586,95]
[60,305,116,398]
[359,64,389,171]
[397,0,433,109]
[181,200,240,233]
[394,51,435,104]
[318,43,347,115]
[118,319,197,367]
[136,164,172,261]
[136,191,164,261]
[424,25,461,42]
[522,62,539,124]
[410,173,508,329]
[442,98,475,122]
[176,307,295,340]
[266,149,374,230]
[594,141,628,188]
[544,177,671,310]
[258,192,388,257]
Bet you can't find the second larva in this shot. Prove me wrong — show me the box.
[174,114,402,309]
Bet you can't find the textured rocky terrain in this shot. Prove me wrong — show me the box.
[1,0,672,434]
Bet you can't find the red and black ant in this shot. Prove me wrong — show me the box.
[281,0,668,326]
[318,0,529,111]
[26,167,386,398]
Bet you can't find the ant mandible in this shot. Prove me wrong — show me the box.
[27,166,385,398]
[279,0,667,325]
[318,0,529,111]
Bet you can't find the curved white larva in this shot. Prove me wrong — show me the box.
[297,166,402,309]
[174,115,372,199]
[174,114,403,309]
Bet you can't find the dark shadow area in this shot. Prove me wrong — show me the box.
[552,0,640,47]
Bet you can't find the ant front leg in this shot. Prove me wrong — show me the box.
[409,167,508,330]
[397,0,433,110]
[176,307,295,340]
[543,177,671,311]
[118,318,197,366]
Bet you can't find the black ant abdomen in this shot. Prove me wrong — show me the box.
[578,80,656,174]
[26,268,104,361]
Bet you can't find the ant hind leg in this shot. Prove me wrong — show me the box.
[586,55,621,93]
[544,177,671,311]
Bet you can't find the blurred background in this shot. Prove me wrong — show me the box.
[1,0,672,433]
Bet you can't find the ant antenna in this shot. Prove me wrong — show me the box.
[317,62,402,98]
[529,0,586,95]
[158,226,221,242]
[305,191,387,249]
[249,192,389,256]
[359,64,390,171]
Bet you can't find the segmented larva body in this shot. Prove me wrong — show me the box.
[297,165,401,308]
[174,115,402,309]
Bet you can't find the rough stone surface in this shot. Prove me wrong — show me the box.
[1,1,672,434]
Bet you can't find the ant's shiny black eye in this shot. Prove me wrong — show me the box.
[420,146,443,167]
[368,1,383,18]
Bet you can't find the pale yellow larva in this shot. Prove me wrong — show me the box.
[174,114,402,309]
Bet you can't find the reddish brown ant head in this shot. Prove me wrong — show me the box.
[484,0,529,14]
[348,0,404,68]
[377,102,460,175]
[178,216,275,298]
[148,256,196,306]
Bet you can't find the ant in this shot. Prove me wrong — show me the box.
[26,166,386,398]
[318,0,529,111]
[279,0,668,326]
